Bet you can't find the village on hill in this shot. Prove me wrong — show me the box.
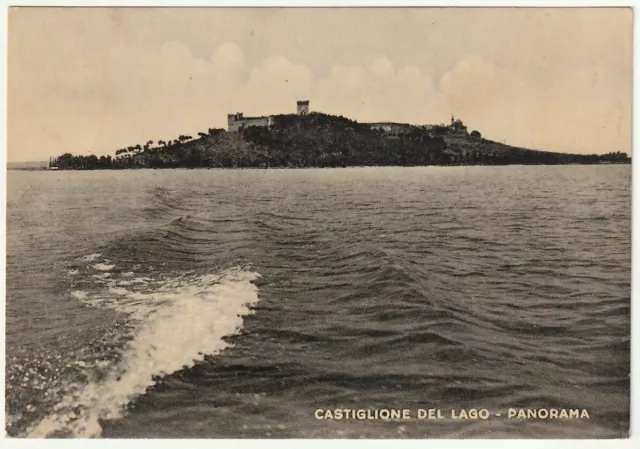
[47,100,629,170]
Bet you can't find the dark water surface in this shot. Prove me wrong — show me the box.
[6,166,630,438]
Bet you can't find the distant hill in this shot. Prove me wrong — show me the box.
[7,161,48,170]
[49,113,630,170]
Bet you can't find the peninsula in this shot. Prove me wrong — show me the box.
[49,101,629,170]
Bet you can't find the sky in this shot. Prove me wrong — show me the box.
[7,7,633,162]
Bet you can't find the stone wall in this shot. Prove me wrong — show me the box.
[227,113,274,132]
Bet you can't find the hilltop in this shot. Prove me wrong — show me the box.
[50,112,629,170]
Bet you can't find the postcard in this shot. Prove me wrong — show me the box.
[5,6,632,440]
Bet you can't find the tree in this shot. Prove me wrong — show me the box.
[57,153,74,169]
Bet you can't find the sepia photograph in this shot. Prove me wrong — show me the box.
[4,5,632,440]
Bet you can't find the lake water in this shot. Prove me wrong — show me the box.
[5,165,630,438]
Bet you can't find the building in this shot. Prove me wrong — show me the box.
[366,122,414,135]
[227,113,274,132]
[227,101,311,132]
[449,115,468,135]
[297,100,310,115]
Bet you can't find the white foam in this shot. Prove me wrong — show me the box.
[70,291,88,300]
[131,277,152,284]
[93,263,115,271]
[108,287,130,296]
[68,269,79,276]
[83,253,102,262]
[27,267,261,438]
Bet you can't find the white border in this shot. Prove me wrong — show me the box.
[0,1,637,6]
[0,1,637,449]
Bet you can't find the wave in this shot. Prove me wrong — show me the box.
[26,260,261,438]
[93,263,115,271]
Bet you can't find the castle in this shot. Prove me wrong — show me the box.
[227,100,310,132]
[297,100,310,115]
[227,113,274,132]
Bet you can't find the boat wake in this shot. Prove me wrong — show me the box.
[26,257,261,438]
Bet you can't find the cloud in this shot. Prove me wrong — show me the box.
[212,42,244,69]
[313,58,436,124]
[8,38,631,161]
[369,57,395,79]
[244,55,313,114]
[7,8,631,162]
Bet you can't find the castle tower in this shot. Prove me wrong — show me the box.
[297,100,310,116]
[227,112,244,132]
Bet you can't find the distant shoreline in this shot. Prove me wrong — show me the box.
[46,113,630,170]
[15,163,631,173]
[8,167,49,171]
